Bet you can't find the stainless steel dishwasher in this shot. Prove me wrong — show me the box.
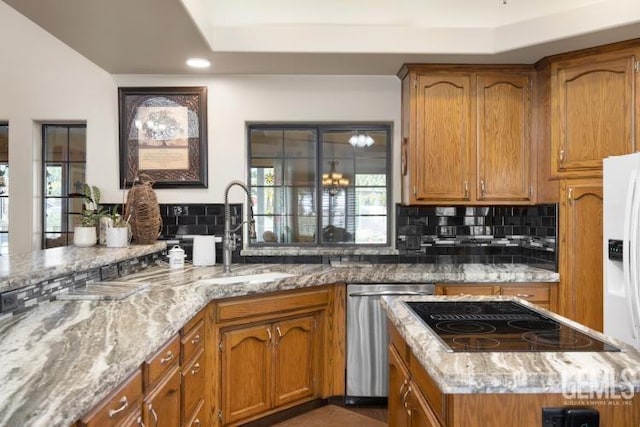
[345,283,435,404]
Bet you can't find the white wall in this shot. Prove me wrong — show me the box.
[0,2,401,253]
[0,2,117,253]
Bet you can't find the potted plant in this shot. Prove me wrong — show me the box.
[72,184,105,247]
[104,205,130,248]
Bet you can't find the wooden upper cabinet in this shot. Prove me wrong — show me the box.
[413,73,473,203]
[400,65,535,205]
[552,54,636,176]
[477,74,532,201]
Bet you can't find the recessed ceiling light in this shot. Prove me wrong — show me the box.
[186,58,211,68]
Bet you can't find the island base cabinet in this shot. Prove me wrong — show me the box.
[389,322,640,427]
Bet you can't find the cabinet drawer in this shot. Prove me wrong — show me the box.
[79,370,142,427]
[216,288,329,322]
[184,400,205,427]
[181,319,204,364]
[181,348,205,421]
[439,285,498,296]
[501,285,549,302]
[144,335,180,389]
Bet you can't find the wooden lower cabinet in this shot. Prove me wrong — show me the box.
[220,313,320,425]
[273,315,317,407]
[221,323,273,423]
[214,287,338,426]
[388,343,411,427]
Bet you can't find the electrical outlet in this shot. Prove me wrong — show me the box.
[0,291,19,312]
[542,408,566,427]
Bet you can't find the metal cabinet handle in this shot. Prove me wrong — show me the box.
[276,326,282,338]
[464,181,469,199]
[480,179,486,197]
[149,404,158,427]
[160,351,174,365]
[191,363,201,375]
[559,148,565,163]
[568,187,574,203]
[137,416,145,427]
[108,396,128,418]
[193,419,201,427]
[267,328,272,344]
[516,293,534,298]
[191,334,201,345]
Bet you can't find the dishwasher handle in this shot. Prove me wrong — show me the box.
[349,291,433,297]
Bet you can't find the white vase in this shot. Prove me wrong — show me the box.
[73,226,97,247]
[106,227,129,248]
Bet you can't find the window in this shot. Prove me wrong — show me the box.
[42,124,87,248]
[0,123,8,255]
[249,124,391,246]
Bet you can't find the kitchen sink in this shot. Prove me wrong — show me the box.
[56,281,150,300]
[201,272,297,285]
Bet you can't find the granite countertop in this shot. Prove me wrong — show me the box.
[0,242,167,294]
[0,262,558,427]
[381,295,640,395]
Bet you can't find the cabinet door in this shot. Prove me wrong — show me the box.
[553,55,635,175]
[559,179,603,331]
[409,384,443,427]
[477,74,532,201]
[388,344,411,427]
[273,315,318,407]
[143,365,181,427]
[413,73,473,202]
[221,324,272,424]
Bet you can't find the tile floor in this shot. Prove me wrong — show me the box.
[273,404,387,427]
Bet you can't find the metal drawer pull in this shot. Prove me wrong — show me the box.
[191,334,201,345]
[149,404,158,426]
[193,418,201,426]
[349,291,433,297]
[191,363,201,375]
[267,328,272,341]
[516,293,534,298]
[108,396,128,418]
[160,351,174,364]
[137,416,145,427]
[276,326,282,338]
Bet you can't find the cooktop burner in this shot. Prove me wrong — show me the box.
[406,301,620,353]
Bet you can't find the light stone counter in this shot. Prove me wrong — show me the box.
[0,242,167,294]
[0,262,558,427]
[381,295,640,395]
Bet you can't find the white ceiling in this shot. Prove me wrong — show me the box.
[3,0,640,75]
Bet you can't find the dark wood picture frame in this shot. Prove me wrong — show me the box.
[118,86,208,188]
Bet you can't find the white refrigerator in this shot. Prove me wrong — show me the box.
[603,152,640,349]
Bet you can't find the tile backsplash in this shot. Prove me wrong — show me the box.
[148,202,556,270]
[395,204,557,270]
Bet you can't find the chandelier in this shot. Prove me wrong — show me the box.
[322,161,349,196]
[348,133,374,148]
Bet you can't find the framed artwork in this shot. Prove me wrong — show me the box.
[118,86,208,188]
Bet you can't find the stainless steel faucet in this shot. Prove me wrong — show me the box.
[223,180,256,273]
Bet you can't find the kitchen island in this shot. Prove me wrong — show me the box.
[381,295,640,426]
[0,259,559,427]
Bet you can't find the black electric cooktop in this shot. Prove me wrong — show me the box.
[406,301,620,353]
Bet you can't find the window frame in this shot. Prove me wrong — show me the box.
[247,123,392,247]
[41,123,87,249]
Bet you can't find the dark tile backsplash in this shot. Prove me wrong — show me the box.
[395,204,557,270]
[135,202,556,270]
